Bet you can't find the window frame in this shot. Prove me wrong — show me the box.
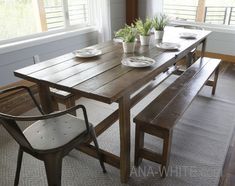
[0,26,96,55]
[170,19,235,34]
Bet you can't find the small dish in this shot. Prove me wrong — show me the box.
[121,56,155,68]
[179,32,197,39]
[74,48,102,58]
[113,37,123,43]
[156,42,180,50]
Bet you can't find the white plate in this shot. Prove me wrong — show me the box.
[121,56,155,68]
[156,42,180,50]
[74,48,102,58]
[113,37,123,43]
[179,32,197,39]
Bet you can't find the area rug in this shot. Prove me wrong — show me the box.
[0,74,235,186]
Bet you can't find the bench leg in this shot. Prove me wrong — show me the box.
[65,96,76,116]
[212,65,220,95]
[51,96,59,111]
[160,130,172,178]
[134,124,144,167]
[185,52,193,68]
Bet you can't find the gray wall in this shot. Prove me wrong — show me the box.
[0,0,126,86]
[110,0,126,37]
[139,0,163,19]
[0,31,98,86]
[206,31,235,56]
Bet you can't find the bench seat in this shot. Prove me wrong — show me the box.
[49,88,77,115]
[133,57,221,177]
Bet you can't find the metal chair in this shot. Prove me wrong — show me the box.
[0,86,106,186]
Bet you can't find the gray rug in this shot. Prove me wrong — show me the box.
[1,74,235,186]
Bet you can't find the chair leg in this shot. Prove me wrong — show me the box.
[43,153,63,186]
[90,126,106,173]
[14,148,23,186]
[212,65,220,95]
[160,130,172,178]
[134,124,144,167]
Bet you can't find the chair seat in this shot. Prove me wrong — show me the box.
[23,114,88,150]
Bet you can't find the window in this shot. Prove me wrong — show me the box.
[0,0,90,42]
[164,0,235,26]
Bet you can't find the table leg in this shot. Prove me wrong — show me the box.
[201,39,207,57]
[38,83,54,114]
[119,94,131,183]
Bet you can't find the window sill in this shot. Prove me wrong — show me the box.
[170,20,235,34]
[0,26,97,55]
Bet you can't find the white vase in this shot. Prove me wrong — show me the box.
[139,35,151,46]
[154,30,164,40]
[122,42,136,53]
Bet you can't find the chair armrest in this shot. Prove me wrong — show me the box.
[0,104,87,121]
[0,86,90,132]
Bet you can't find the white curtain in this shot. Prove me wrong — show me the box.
[89,0,111,42]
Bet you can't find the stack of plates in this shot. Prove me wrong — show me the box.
[74,48,102,58]
[179,32,197,39]
[121,56,155,67]
[156,42,180,50]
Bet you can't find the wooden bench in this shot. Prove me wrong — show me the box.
[49,88,77,115]
[133,57,221,177]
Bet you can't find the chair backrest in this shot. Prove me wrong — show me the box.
[0,116,32,150]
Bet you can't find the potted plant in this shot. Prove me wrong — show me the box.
[135,18,152,45]
[115,24,137,53]
[152,14,169,40]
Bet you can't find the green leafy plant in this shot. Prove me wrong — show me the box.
[135,18,152,36]
[115,24,137,42]
[152,14,169,31]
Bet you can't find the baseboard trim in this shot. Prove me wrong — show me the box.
[197,51,235,63]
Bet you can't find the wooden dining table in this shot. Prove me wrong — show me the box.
[14,27,211,183]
